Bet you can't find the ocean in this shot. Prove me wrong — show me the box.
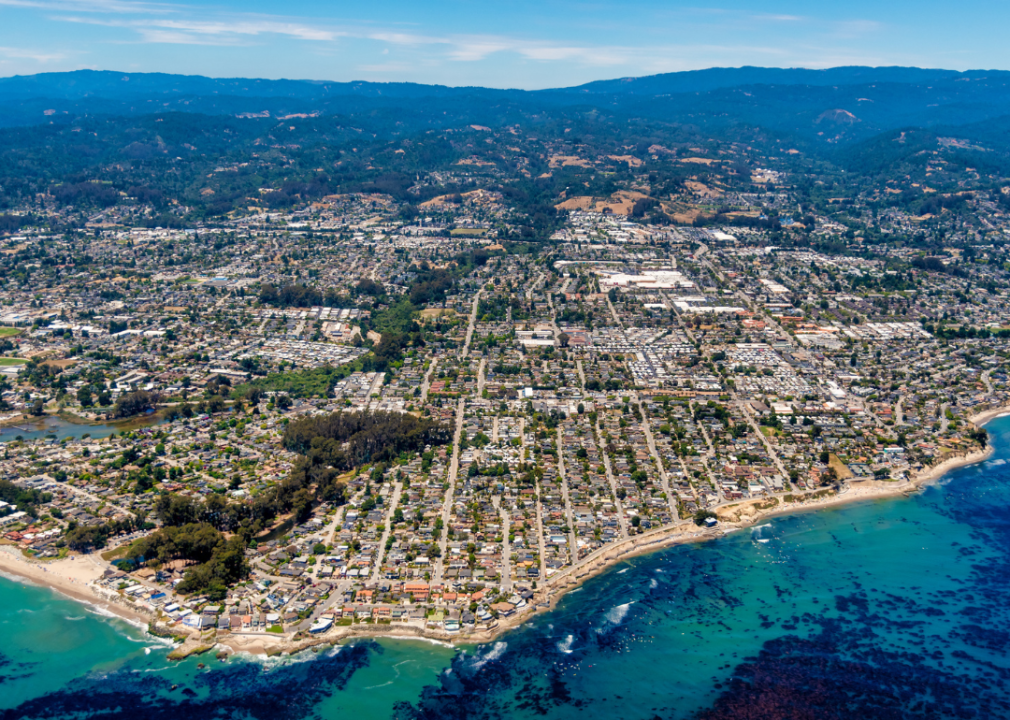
[3,416,1010,719]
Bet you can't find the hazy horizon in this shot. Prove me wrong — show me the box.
[1,0,1008,90]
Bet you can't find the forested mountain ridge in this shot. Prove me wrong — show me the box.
[7,67,1010,142]
[4,66,1010,232]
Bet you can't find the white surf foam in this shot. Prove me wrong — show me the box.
[605,602,633,625]
[470,641,507,670]
[556,634,574,654]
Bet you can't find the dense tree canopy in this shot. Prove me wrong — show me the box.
[283,409,451,470]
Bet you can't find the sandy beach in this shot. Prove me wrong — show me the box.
[0,409,1003,657]
[0,545,152,627]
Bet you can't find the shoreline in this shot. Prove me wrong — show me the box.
[0,411,1002,657]
[0,546,151,628]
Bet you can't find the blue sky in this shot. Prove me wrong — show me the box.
[0,0,1002,88]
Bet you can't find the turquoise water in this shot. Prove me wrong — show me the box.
[3,418,1010,719]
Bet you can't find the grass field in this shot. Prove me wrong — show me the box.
[828,453,855,480]
[0,327,21,338]
[450,228,487,237]
[0,357,27,366]
[419,308,458,319]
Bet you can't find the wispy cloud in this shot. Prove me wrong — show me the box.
[751,14,805,22]
[0,45,67,62]
[59,15,343,43]
[0,0,172,14]
[832,19,883,38]
[1,0,905,85]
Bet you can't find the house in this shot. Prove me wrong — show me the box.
[490,601,515,617]
[310,616,333,634]
[403,581,430,601]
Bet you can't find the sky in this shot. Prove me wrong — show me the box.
[0,0,1005,88]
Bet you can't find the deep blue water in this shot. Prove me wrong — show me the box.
[3,417,1010,719]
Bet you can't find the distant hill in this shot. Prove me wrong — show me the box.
[559,66,1002,95]
[0,69,493,101]
[4,66,1010,146]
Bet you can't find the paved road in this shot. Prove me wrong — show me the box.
[462,289,483,358]
[606,294,625,329]
[556,426,579,565]
[577,358,629,537]
[533,479,549,582]
[491,495,512,592]
[432,397,466,585]
[47,477,136,519]
[420,358,439,402]
[632,393,681,519]
[595,421,630,538]
[735,392,792,490]
[370,480,403,583]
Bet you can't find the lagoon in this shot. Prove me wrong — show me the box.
[0,413,163,444]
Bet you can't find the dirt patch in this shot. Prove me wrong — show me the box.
[679,157,718,165]
[717,500,760,523]
[549,155,593,169]
[555,190,648,216]
[607,155,643,167]
[600,190,648,215]
[669,207,702,224]
[685,180,723,198]
[555,196,598,211]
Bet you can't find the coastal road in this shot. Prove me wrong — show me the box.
[556,426,579,565]
[735,393,792,490]
[595,420,630,538]
[688,400,722,498]
[491,495,512,593]
[533,479,549,583]
[633,393,681,520]
[577,358,629,537]
[432,397,466,585]
[369,480,403,584]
